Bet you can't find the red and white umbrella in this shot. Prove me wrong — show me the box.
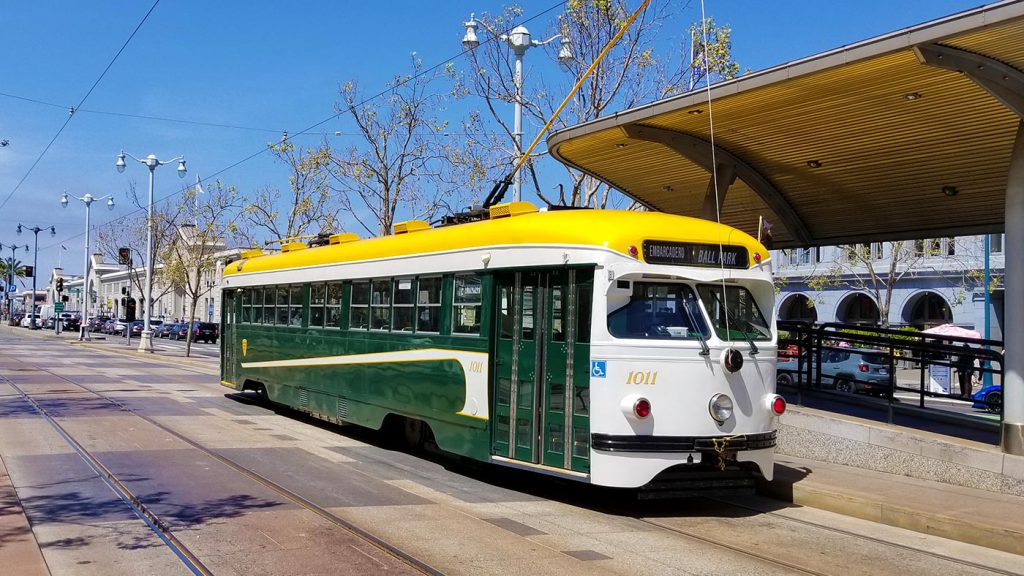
[921,323,982,340]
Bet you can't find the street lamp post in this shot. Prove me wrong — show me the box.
[61,192,115,340]
[461,14,573,202]
[0,242,29,320]
[16,224,56,329]
[117,151,186,352]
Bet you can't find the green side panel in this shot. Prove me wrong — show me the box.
[542,270,569,468]
[232,323,490,460]
[571,271,593,473]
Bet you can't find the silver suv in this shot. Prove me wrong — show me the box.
[778,347,891,395]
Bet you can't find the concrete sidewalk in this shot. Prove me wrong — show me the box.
[0,454,48,575]
[761,454,1024,555]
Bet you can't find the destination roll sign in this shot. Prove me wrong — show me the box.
[642,240,749,269]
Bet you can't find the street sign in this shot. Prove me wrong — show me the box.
[6,284,15,293]
[54,302,65,313]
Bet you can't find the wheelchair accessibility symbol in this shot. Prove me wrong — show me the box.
[591,360,607,378]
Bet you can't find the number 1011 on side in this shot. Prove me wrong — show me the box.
[219,201,785,494]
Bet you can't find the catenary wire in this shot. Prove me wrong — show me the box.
[40,0,568,254]
[0,1,162,213]
[0,91,503,137]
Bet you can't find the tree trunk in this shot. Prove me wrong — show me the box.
[185,296,199,358]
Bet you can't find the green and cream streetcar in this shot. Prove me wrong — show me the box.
[220,201,785,490]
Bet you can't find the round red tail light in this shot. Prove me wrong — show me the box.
[858,363,869,373]
[753,252,762,264]
[633,398,651,418]
[772,396,786,415]
[628,245,639,258]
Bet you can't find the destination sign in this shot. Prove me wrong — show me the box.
[642,241,748,269]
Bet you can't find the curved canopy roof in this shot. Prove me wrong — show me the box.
[548,0,1024,249]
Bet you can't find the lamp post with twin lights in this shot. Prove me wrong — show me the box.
[460,14,573,202]
[16,224,55,329]
[116,150,186,352]
[62,191,115,340]
[0,242,28,320]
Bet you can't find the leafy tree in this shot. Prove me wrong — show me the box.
[162,179,243,357]
[236,140,337,247]
[0,258,27,281]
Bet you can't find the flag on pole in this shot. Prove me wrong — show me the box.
[194,175,203,226]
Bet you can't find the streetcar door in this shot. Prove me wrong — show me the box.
[221,289,236,385]
[492,269,589,471]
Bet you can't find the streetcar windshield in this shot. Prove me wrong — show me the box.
[607,282,710,340]
[696,284,772,341]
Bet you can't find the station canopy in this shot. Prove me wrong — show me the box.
[547,1,1024,249]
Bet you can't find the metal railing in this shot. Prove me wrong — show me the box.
[777,321,1003,441]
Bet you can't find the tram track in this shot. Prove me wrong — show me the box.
[1,353,444,576]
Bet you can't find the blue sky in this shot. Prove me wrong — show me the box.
[0,0,985,279]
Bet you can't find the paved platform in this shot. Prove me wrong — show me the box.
[762,453,1024,556]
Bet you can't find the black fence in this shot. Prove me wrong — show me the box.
[776,321,1004,443]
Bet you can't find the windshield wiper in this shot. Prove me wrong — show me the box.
[731,316,760,356]
[682,299,710,356]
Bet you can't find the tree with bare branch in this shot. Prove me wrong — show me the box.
[328,55,476,235]
[456,1,740,209]
[162,179,244,356]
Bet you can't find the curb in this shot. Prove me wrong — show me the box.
[759,476,1024,555]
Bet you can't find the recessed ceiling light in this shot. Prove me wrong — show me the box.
[942,185,959,197]
[806,160,822,168]
[904,92,922,101]
[688,109,704,115]
[615,143,628,148]
[661,185,674,192]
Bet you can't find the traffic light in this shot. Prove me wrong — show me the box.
[118,247,131,265]
[23,265,33,278]
[55,277,64,292]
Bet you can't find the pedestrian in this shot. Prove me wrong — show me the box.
[955,342,974,398]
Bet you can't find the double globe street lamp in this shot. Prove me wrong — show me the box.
[116,151,186,352]
[461,14,573,202]
[16,223,55,329]
[61,192,114,340]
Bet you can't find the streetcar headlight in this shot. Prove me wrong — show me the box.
[709,393,733,423]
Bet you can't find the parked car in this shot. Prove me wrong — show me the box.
[63,316,81,331]
[193,322,219,344]
[777,347,891,395]
[43,316,56,329]
[88,316,109,332]
[128,321,144,336]
[157,323,177,338]
[9,313,25,326]
[169,323,191,341]
[20,314,41,328]
[971,384,1002,413]
[114,319,130,335]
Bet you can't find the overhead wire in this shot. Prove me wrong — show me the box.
[41,0,569,253]
[0,91,503,137]
[0,0,162,213]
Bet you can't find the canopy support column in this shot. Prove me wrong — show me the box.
[1003,120,1024,455]
[700,162,737,221]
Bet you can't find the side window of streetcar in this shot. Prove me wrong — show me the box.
[242,288,253,323]
[349,281,368,329]
[452,274,482,335]
[264,286,276,325]
[276,286,290,325]
[370,279,392,330]
[289,285,303,327]
[393,278,415,331]
[310,283,326,328]
[326,283,342,328]
[416,277,442,333]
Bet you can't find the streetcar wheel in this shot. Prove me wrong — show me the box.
[985,391,1002,413]
[836,379,853,393]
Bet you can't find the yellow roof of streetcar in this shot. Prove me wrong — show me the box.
[225,204,769,276]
